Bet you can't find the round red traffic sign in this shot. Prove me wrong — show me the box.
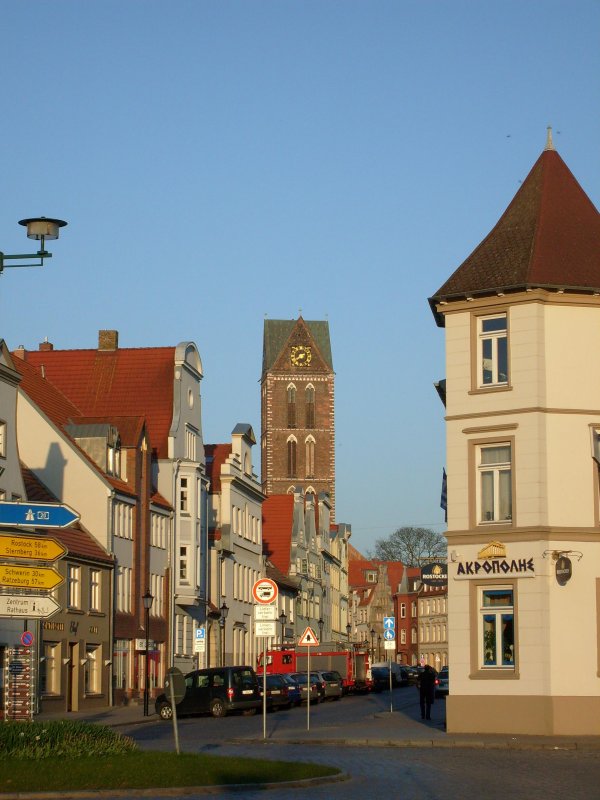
[21,631,34,647]
[252,578,278,605]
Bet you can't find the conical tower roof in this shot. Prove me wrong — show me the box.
[430,137,600,324]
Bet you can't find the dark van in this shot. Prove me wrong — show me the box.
[155,666,261,719]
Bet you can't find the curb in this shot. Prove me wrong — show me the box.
[227,736,600,751]
[0,770,348,800]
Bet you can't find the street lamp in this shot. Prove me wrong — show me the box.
[346,622,352,641]
[219,602,229,666]
[0,217,67,274]
[378,635,382,661]
[279,611,287,645]
[370,627,376,660]
[318,617,324,644]
[142,589,154,717]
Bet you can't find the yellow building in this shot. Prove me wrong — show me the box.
[430,131,600,735]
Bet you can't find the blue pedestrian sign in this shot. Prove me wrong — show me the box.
[383,616,395,630]
[0,501,79,529]
[383,629,395,641]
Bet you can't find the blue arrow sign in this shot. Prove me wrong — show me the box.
[383,629,395,641]
[383,616,395,630]
[0,502,79,529]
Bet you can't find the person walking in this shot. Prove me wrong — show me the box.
[417,664,436,720]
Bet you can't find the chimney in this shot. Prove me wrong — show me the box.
[99,330,119,351]
[39,338,54,352]
[13,345,26,360]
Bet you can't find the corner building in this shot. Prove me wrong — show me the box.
[261,317,335,519]
[430,132,600,735]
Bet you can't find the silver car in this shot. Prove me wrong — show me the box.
[314,670,343,700]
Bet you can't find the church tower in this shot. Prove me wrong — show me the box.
[261,317,335,519]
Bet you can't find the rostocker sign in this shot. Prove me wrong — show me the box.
[454,557,535,579]
[555,556,572,586]
[421,562,448,587]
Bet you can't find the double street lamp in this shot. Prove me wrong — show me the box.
[142,590,154,717]
[346,622,352,642]
[370,627,376,660]
[1,217,67,275]
[219,602,229,666]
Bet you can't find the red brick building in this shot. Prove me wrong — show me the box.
[261,317,335,519]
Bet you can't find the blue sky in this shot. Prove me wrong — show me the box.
[1,1,598,555]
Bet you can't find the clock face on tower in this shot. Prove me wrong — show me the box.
[290,345,312,367]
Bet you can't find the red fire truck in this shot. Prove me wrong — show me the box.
[258,644,372,693]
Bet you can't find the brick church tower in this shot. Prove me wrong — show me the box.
[261,317,335,519]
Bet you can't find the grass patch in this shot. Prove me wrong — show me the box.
[0,751,339,792]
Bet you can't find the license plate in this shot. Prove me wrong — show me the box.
[330,683,338,687]
[242,689,253,695]
[271,690,280,694]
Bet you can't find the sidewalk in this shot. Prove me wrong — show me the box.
[35,701,600,751]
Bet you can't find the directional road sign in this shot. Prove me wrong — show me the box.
[0,594,61,619]
[0,502,79,529]
[383,616,395,630]
[0,564,64,590]
[0,533,67,562]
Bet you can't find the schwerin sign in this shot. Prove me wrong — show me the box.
[454,557,535,579]
[0,564,64,590]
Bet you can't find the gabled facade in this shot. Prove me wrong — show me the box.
[206,424,265,667]
[261,317,336,519]
[430,132,600,735]
[16,330,207,681]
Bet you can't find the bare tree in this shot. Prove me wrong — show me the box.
[371,527,446,566]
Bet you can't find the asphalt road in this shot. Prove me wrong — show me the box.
[111,688,600,800]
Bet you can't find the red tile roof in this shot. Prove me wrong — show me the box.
[430,147,600,319]
[15,357,81,428]
[205,444,232,494]
[21,464,113,564]
[20,346,176,458]
[262,494,295,574]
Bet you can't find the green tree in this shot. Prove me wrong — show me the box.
[371,527,446,566]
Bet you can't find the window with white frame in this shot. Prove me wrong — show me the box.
[67,565,81,609]
[84,644,101,694]
[186,426,197,461]
[478,443,512,523]
[116,566,132,612]
[179,546,188,582]
[0,420,6,458]
[400,628,406,644]
[89,569,101,612]
[400,603,406,618]
[41,642,60,695]
[113,640,130,690]
[180,478,189,513]
[480,587,515,668]
[478,313,508,387]
[411,628,417,644]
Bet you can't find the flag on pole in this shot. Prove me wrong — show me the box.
[440,468,447,522]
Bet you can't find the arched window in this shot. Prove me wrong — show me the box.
[305,384,315,428]
[287,384,296,428]
[305,435,315,478]
[287,435,297,478]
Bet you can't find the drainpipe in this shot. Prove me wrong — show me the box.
[170,460,182,668]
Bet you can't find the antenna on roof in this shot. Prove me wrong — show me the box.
[545,125,555,151]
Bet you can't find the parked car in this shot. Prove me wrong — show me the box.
[405,666,424,685]
[314,670,343,700]
[259,673,292,711]
[371,662,408,687]
[279,673,302,706]
[370,666,392,692]
[289,672,324,703]
[435,666,449,698]
[155,666,261,720]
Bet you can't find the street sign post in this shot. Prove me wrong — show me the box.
[0,564,64,590]
[383,616,395,712]
[0,595,61,619]
[0,532,67,561]
[298,627,319,732]
[0,501,79,529]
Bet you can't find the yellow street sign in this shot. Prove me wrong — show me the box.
[0,533,67,562]
[0,564,64,590]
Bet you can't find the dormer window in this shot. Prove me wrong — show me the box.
[107,437,121,478]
